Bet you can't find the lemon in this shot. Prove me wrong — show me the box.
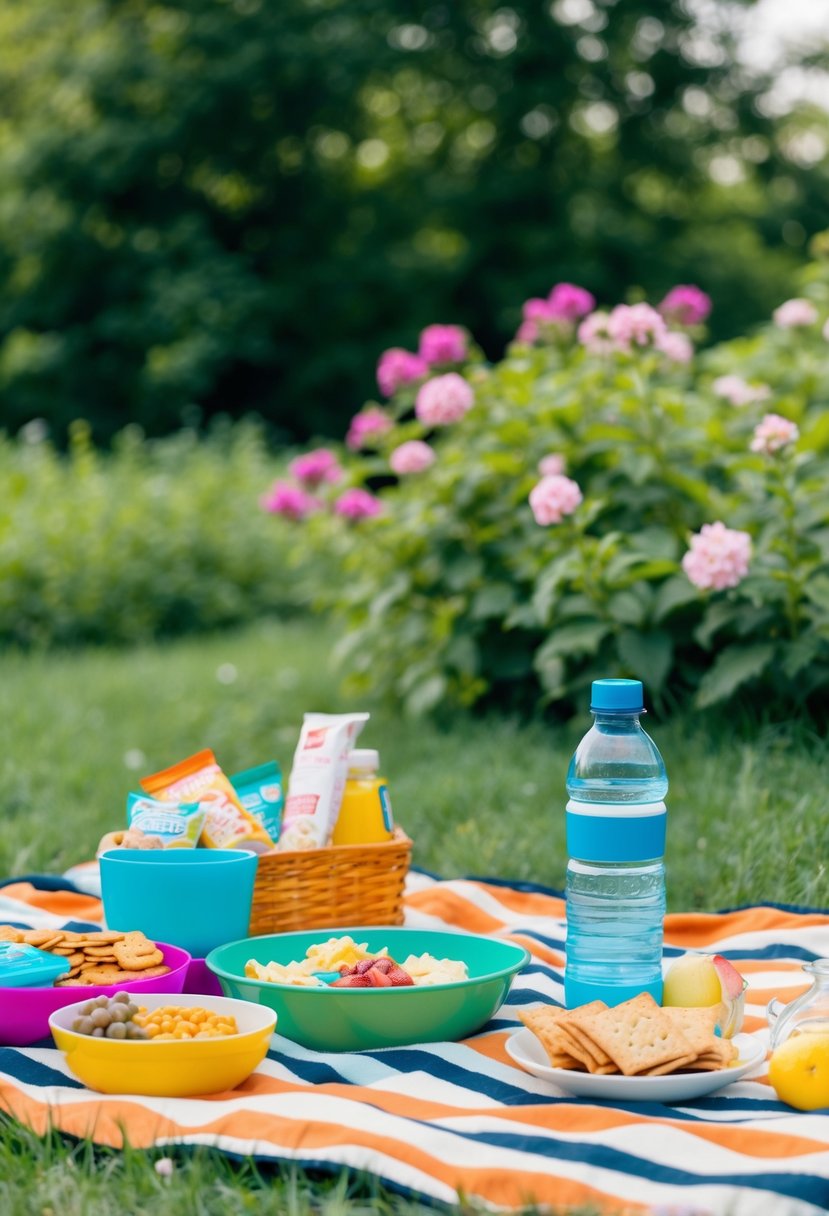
[768,1032,829,1111]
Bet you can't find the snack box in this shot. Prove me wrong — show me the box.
[0,942,70,988]
[0,942,191,1048]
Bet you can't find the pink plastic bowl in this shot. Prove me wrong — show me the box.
[0,941,191,1047]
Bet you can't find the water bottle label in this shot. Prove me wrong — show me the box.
[566,805,666,862]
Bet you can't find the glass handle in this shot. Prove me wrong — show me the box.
[766,997,783,1028]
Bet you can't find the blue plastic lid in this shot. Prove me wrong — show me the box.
[590,678,644,713]
[0,942,71,989]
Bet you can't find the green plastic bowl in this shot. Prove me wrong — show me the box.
[205,927,529,1052]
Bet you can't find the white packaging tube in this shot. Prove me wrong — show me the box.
[277,712,369,851]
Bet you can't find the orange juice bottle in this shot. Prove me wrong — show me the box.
[331,750,394,845]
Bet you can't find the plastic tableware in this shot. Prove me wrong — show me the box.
[505,1026,765,1102]
[0,943,70,988]
[0,942,191,1048]
[99,848,258,957]
[49,992,276,1096]
[206,926,530,1052]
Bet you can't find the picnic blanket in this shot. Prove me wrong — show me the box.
[1,872,829,1216]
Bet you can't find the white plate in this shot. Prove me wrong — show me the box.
[505,1027,766,1103]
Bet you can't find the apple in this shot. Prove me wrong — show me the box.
[662,951,748,1038]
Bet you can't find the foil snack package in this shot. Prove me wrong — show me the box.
[278,712,369,851]
[230,761,284,844]
[126,792,208,849]
[140,748,275,852]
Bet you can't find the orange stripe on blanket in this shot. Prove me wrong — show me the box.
[506,933,564,968]
[473,884,567,921]
[404,889,505,935]
[0,883,103,922]
[0,1085,649,1213]
[665,906,829,947]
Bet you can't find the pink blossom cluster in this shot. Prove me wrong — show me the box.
[333,487,383,520]
[390,439,435,475]
[529,474,583,526]
[711,375,771,407]
[517,283,595,343]
[682,522,752,591]
[538,453,566,477]
[376,325,468,396]
[656,330,694,364]
[415,373,474,426]
[773,298,818,329]
[577,310,614,355]
[260,479,319,521]
[658,284,712,327]
[607,302,668,350]
[376,349,429,398]
[418,324,468,365]
[750,413,799,455]
[288,447,342,487]
[346,406,393,451]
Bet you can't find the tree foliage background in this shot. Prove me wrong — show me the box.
[0,0,826,444]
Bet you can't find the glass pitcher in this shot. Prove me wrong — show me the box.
[767,959,829,1051]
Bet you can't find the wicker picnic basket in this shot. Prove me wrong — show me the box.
[248,827,412,935]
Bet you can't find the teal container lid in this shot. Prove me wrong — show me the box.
[590,678,644,713]
[0,942,71,989]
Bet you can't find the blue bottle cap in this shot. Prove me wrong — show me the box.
[590,678,644,712]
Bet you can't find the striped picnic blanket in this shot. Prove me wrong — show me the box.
[1,871,828,1216]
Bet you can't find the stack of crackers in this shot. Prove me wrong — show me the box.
[521,992,738,1077]
[0,926,170,986]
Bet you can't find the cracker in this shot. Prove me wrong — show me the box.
[579,993,696,1077]
[0,926,23,943]
[113,932,164,971]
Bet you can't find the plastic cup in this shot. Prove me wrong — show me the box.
[100,849,258,957]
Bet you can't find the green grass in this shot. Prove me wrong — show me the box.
[0,616,827,1213]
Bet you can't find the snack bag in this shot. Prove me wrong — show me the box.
[126,793,207,849]
[230,761,284,843]
[140,748,274,852]
[278,712,368,851]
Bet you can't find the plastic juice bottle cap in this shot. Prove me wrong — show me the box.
[347,749,380,773]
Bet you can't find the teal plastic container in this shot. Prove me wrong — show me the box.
[206,927,529,1052]
[100,849,258,958]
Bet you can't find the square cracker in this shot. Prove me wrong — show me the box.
[579,992,696,1077]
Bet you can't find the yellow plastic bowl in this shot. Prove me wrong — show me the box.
[49,993,276,1096]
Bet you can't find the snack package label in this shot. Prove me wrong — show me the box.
[230,761,284,843]
[140,749,274,852]
[278,713,369,851]
[126,793,207,849]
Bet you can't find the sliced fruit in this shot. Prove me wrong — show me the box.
[663,951,748,1038]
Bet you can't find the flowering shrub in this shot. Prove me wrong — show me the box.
[267,256,829,717]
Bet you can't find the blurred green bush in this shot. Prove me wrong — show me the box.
[280,256,829,718]
[0,0,826,443]
[0,422,299,646]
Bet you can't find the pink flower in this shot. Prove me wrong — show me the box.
[415,373,474,426]
[334,487,383,520]
[656,331,694,364]
[711,375,772,407]
[515,319,539,344]
[607,303,668,350]
[523,297,556,323]
[682,522,752,591]
[390,440,435,475]
[750,413,799,455]
[547,282,596,321]
[260,480,319,521]
[418,324,468,366]
[773,298,818,328]
[345,407,393,451]
[538,453,566,477]
[529,474,583,526]
[577,310,614,355]
[376,348,428,397]
[288,447,342,487]
[659,285,712,326]
[154,1158,175,1178]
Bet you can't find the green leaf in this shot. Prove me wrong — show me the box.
[617,629,674,693]
[470,583,515,620]
[536,619,610,661]
[404,674,448,716]
[694,599,742,649]
[695,643,776,708]
[606,589,646,627]
[653,575,701,622]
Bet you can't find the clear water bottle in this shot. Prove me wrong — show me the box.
[564,678,668,1008]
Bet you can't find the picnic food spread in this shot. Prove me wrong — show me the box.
[0,690,825,1115]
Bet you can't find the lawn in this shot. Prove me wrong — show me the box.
[1,615,827,1213]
